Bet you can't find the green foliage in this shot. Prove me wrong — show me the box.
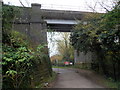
[70,2,120,81]
[2,4,20,30]
[2,4,52,88]
[70,13,102,53]
[2,31,34,88]
[2,30,52,88]
[57,33,74,62]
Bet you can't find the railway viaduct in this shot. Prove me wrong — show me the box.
[13,3,94,63]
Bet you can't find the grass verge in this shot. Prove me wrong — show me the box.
[101,78,120,88]
[35,71,57,88]
[52,64,90,70]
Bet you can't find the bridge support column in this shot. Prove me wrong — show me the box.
[30,3,47,46]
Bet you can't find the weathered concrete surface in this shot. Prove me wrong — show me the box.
[74,50,96,64]
[52,68,104,88]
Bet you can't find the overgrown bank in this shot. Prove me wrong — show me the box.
[2,4,52,88]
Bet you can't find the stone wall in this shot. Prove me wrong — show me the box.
[74,50,96,64]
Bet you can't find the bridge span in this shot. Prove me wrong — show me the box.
[11,3,97,63]
[11,3,94,44]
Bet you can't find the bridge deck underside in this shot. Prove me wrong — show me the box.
[47,24,75,32]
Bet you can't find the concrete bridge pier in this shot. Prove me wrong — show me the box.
[30,4,47,45]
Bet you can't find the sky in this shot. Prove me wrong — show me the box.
[47,32,64,56]
[3,0,114,12]
[3,0,115,56]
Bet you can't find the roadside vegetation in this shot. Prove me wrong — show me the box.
[70,1,120,88]
[36,71,57,88]
[2,4,52,88]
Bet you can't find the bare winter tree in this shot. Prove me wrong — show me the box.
[85,0,115,13]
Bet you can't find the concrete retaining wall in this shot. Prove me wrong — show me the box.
[74,50,96,63]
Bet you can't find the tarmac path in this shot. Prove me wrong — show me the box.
[52,68,104,88]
